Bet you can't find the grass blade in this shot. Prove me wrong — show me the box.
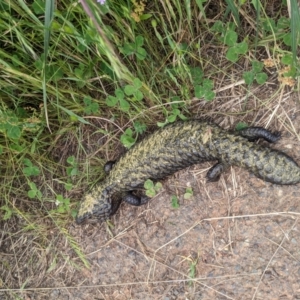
[290,0,300,65]
[43,0,55,132]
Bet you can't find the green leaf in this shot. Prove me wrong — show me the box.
[194,85,204,98]
[1,205,13,220]
[255,72,268,84]
[281,54,293,65]
[167,114,177,123]
[133,78,142,89]
[115,88,124,99]
[64,183,73,191]
[235,41,248,54]
[7,126,21,140]
[211,20,224,33]
[119,98,130,111]
[134,90,144,101]
[277,17,290,29]
[83,96,91,106]
[186,187,193,194]
[224,30,237,46]
[23,158,33,167]
[71,209,78,218]
[56,194,63,202]
[74,64,85,79]
[154,182,163,191]
[243,71,255,84]
[145,188,156,197]
[157,121,168,127]
[32,0,45,14]
[9,143,25,152]
[36,190,42,199]
[23,165,40,176]
[120,128,135,148]
[202,79,213,90]
[121,43,135,55]
[67,156,76,165]
[106,95,118,107]
[283,33,292,46]
[251,0,258,11]
[190,67,203,84]
[235,122,248,131]
[140,13,152,21]
[262,19,276,33]
[171,195,180,208]
[121,135,135,148]
[29,182,37,190]
[204,90,215,101]
[178,114,188,121]
[133,121,147,134]
[124,128,133,136]
[171,108,180,116]
[124,85,136,95]
[84,96,99,114]
[70,168,78,176]
[136,47,147,60]
[184,192,192,199]
[135,36,144,47]
[89,102,99,114]
[23,159,40,176]
[226,48,238,62]
[57,205,65,213]
[184,187,193,199]
[252,61,264,73]
[28,190,37,198]
[144,179,154,189]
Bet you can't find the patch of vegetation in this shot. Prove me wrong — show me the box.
[171,195,180,209]
[144,179,162,197]
[184,187,194,200]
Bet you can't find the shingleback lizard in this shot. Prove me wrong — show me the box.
[76,120,300,224]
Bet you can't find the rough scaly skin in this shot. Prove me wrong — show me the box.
[76,120,300,224]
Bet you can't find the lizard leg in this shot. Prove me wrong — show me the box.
[123,192,151,206]
[238,127,281,143]
[104,160,116,173]
[206,162,226,182]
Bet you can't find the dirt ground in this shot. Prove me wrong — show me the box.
[1,94,300,299]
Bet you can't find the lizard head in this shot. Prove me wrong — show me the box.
[76,185,115,224]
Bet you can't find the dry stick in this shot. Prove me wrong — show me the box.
[83,116,125,133]
[264,236,300,263]
[251,218,299,300]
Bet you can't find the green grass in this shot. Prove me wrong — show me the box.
[0,0,299,273]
